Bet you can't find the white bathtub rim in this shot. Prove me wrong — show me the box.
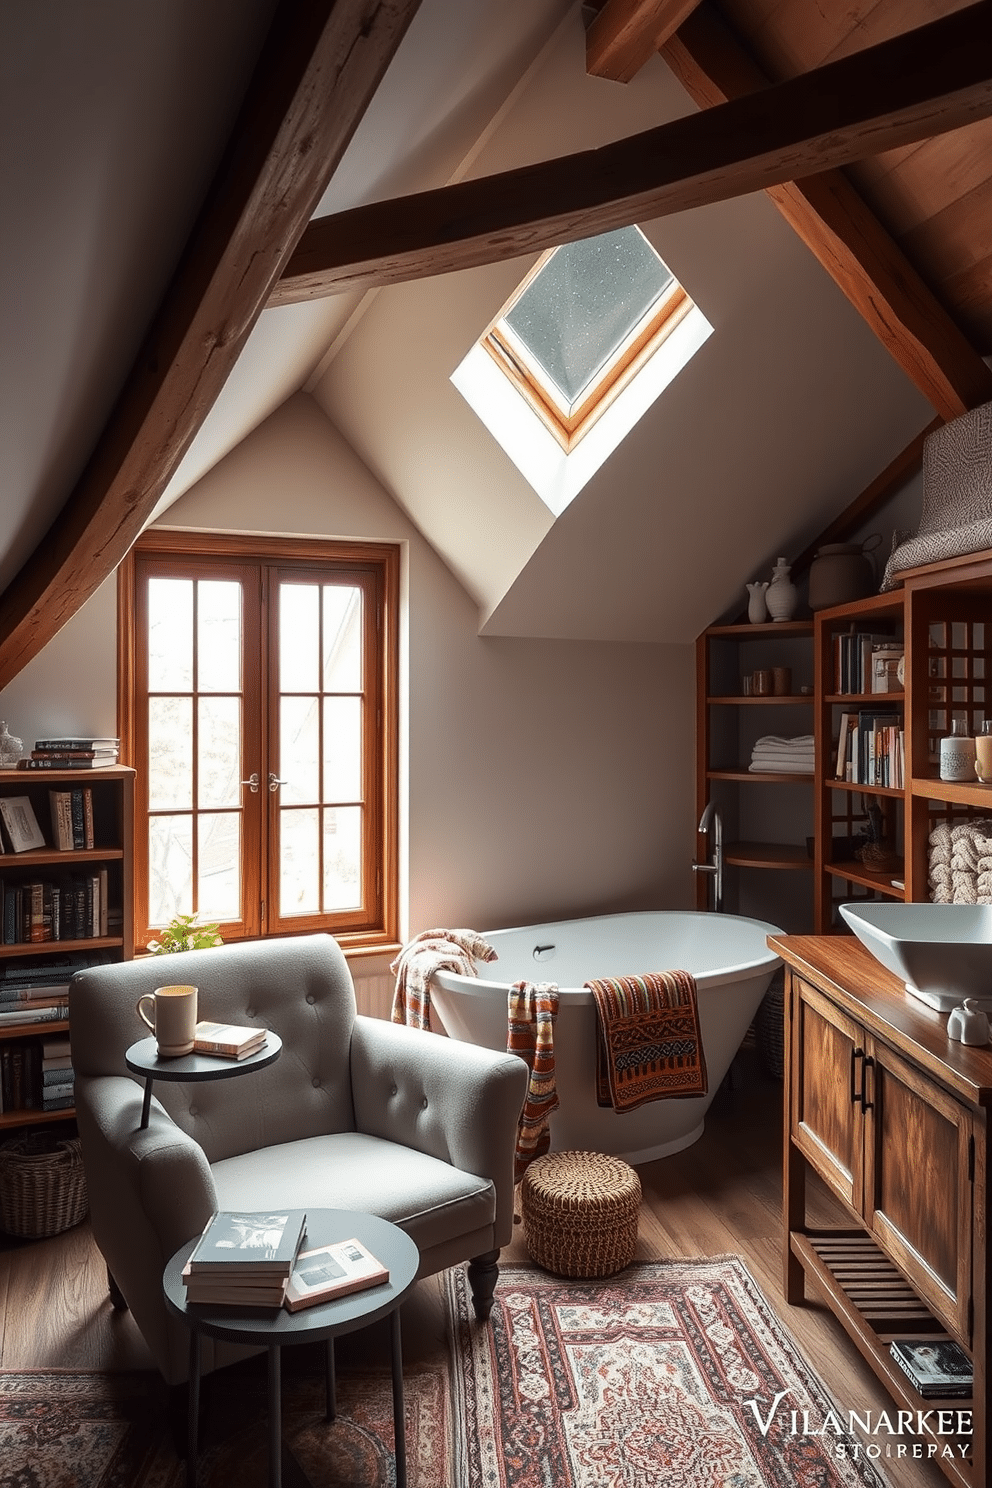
[431,909,783,1000]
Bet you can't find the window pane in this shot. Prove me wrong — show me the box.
[148,579,193,690]
[280,696,319,805]
[198,580,241,692]
[198,697,241,808]
[280,584,319,692]
[280,808,319,916]
[323,697,361,801]
[149,815,193,925]
[323,806,361,911]
[148,697,192,810]
[323,586,362,692]
[198,812,241,921]
[503,227,674,408]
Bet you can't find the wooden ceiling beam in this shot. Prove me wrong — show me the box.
[272,1,992,310]
[586,0,702,83]
[0,0,424,691]
[661,4,992,421]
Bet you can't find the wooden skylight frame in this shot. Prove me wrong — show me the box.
[481,237,694,454]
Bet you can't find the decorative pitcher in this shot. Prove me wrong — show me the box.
[765,559,797,622]
[746,582,769,624]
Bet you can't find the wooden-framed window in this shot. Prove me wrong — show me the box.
[118,532,399,955]
[482,224,692,453]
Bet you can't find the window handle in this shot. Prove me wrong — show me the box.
[268,773,288,793]
[240,772,260,794]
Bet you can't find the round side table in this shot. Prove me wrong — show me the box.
[125,1034,282,1129]
[163,1208,419,1488]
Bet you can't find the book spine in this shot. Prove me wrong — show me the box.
[0,1004,69,1025]
[83,789,94,850]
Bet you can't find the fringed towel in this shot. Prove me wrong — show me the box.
[507,981,559,1184]
[586,971,707,1112]
[390,928,497,1030]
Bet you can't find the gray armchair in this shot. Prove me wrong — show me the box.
[71,933,527,1385]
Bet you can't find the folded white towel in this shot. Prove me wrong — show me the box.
[752,735,815,752]
[749,759,814,774]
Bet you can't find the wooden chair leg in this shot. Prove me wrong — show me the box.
[467,1250,499,1321]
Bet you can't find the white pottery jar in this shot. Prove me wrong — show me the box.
[765,559,798,622]
[746,582,769,623]
[939,720,976,782]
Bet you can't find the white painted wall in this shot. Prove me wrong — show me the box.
[2,394,695,939]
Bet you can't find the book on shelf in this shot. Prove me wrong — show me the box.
[32,738,119,753]
[870,646,903,694]
[283,1236,390,1313]
[0,1003,69,1026]
[185,1210,308,1275]
[889,1339,973,1397]
[192,1020,268,1060]
[183,1277,289,1308]
[18,757,117,770]
[0,797,45,853]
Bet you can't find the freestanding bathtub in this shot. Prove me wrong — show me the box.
[430,910,782,1165]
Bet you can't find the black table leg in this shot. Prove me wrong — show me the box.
[187,1329,200,1488]
[325,1337,336,1421]
[390,1309,407,1488]
[268,1343,282,1488]
[140,1077,153,1130]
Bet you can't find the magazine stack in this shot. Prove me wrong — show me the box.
[182,1210,307,1308]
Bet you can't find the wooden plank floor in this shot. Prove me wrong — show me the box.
[0,1057,951,1487]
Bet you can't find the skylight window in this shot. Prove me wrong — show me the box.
[484,226,690,452]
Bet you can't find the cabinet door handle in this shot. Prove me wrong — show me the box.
[850,1046,864,1105]
[860,1055,875,1112]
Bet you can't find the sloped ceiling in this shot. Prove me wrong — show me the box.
[311,17,932,640]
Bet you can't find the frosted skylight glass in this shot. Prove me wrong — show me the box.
[502,226,674,411]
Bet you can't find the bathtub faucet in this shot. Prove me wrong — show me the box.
[693,801,723,912]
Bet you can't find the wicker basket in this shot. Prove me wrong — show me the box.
[0,1132,89,1239]
[520,1150,640,1278]
[755,969,785,1080]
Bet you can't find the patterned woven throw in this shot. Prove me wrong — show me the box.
[506,981,559,1183]
[586,970,707,1111]
[390,928,497,1029]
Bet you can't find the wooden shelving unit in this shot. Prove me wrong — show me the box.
[0,766,134,1130]
[812,549,992,929]
[696,619,814,928]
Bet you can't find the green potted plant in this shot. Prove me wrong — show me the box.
[146,913,223,955]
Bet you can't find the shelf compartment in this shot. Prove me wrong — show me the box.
[0,1020,69,1043]
[0,1104,75,1130]
[825,779,904,799]
[725,842,812,870]
[791,1228,973,1488]
[707,769,813,783]
[825,861,905,897]
[708,694,813,705]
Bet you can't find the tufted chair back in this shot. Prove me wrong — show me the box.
[71,934,357,1161]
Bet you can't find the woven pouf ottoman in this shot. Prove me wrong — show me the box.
[520,1150,641,1278]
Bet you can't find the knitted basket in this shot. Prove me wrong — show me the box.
[520,1150,641,1278]
[0,1133,88,1239]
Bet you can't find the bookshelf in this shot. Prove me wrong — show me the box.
[0,766,134,1130]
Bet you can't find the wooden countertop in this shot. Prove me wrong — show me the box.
[770,933,992,1108]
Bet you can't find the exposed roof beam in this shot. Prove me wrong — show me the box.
[661,4,992,421]
[272,1,992,308]
[586,0,702,83]
[0,0,424,691]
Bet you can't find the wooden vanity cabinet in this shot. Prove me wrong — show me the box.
[775,934,989,1488]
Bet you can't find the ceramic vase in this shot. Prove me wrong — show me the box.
[746,582,769,623]
[765,559,798,622]
[0,721,23,767]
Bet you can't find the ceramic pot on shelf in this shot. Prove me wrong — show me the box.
[746,582,769,623]
[765,559,797,622]
[808,536,880,611]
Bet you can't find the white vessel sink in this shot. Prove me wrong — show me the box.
[839,901,992,1011]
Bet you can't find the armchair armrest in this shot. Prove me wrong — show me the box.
[350,1017,528,1245]
[75,1074,217,1301]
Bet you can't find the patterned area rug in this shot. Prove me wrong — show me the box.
[447,1258,893,1488]
[1,1258,893,1488]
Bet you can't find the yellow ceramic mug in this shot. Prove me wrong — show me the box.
[136,984,198,1057]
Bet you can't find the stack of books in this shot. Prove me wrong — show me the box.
[18,737,120,771]
[192,1020,268,1060]
[889,1338,973,1398]
[41,1033,73,1112]
[182,1210,308,1308]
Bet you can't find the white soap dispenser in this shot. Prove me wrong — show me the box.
[947,999,991,1045]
